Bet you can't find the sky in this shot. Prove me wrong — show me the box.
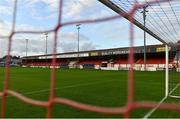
[0,0,161,57]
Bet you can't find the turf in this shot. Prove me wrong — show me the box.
[0,67,179,118]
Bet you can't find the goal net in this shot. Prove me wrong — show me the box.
[169,45,180,98]
[0,0,180,118]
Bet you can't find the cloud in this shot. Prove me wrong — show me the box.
[80,42,98,51]
[0,25,97,57]
[58,32,89,42]
[40,0,58,11]
[59,42,77,53]
[0,5,12,15]
[21,0,58,11]
[15,23,44,31]
[59,41,98,53]
[0,21,12,36]
[0,38,8,57]
[10,35,45,56]
[62,0,114,22]
[57,31,98,53]
[63,0,94,19]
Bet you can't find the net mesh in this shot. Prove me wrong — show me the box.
[109,0,180,44]
[169,46,180,98]
[0,0,180,118]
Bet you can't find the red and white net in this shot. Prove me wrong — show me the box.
[0,0,180,118]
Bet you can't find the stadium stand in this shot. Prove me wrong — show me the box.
[21,44,177,71]
[114,59,128,64]
[137,58,165,64]
[78,60,101,65]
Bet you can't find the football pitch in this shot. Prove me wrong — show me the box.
[0,67,179,118]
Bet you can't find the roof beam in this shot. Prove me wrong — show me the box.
[98,0,167,44]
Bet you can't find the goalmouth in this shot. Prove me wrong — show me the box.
[168,44,180,99]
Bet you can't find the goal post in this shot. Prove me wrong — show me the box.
[165,44,169,97]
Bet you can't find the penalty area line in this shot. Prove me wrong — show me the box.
[143,96,167,119]
[143,82,180,118]
[5,80,116,97]
[169,83,180,97]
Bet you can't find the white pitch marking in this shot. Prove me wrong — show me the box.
[7,80,116,97]
[143,82,180,119]
[143,96,167,119]
[169,95,180,99]
[169,83,180,96]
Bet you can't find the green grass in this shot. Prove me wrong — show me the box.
[0,67,179,118]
